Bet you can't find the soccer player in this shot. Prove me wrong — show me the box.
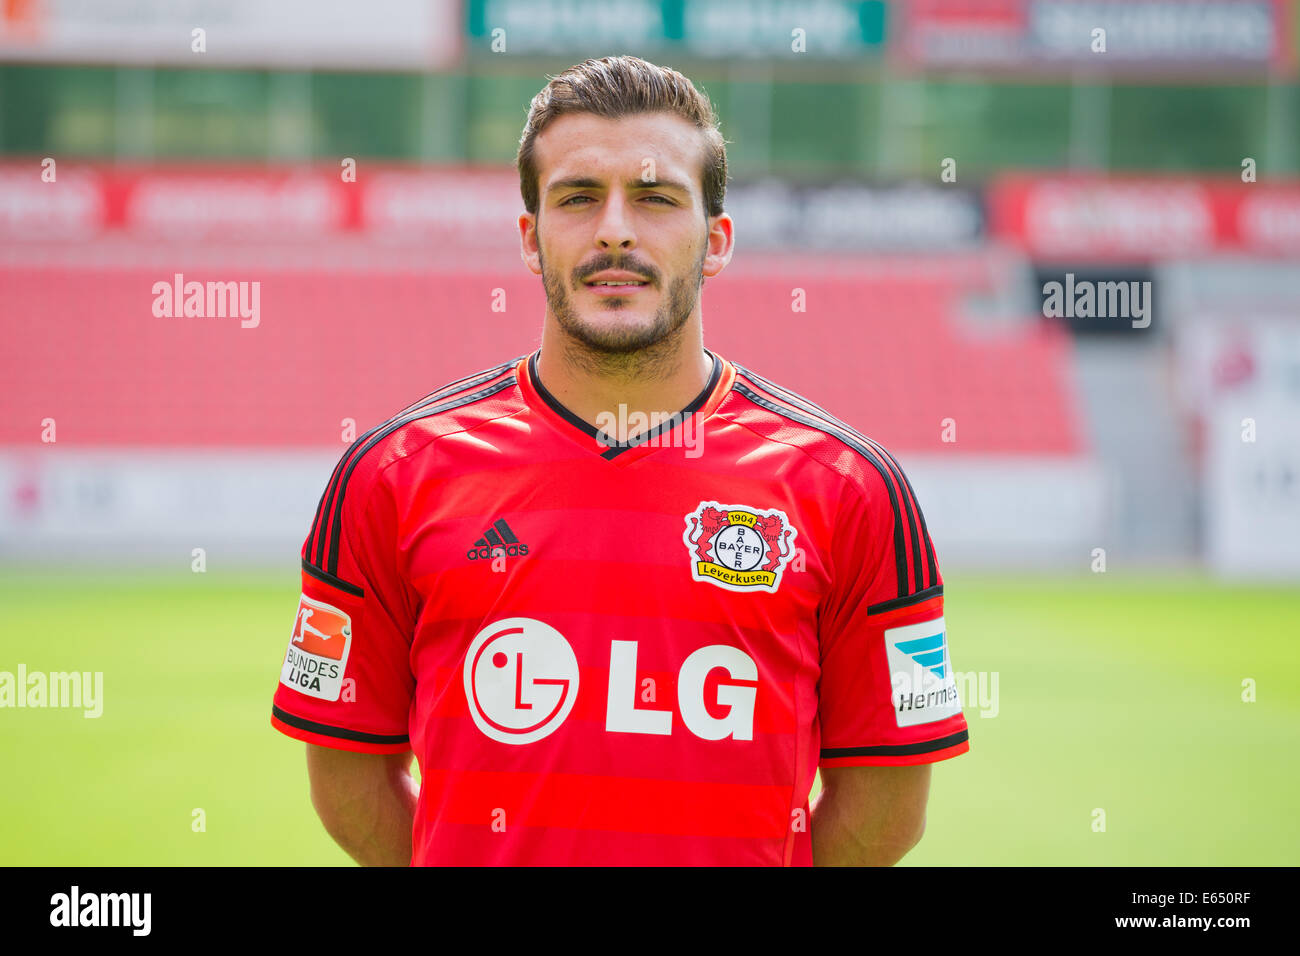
[271,55,969,866]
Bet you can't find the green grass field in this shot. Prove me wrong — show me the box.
[0,566,1296,865]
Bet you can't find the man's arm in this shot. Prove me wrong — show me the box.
[306,743,418,866]
[811,763,930,866]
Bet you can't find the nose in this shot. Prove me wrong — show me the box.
[593,191,636,251]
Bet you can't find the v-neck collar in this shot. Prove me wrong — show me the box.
[522,348,730,461]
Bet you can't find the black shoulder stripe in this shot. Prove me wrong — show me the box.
[734,364,935,592]
[732,362,839,420]
[308,357,523,568]
[732,381,911,600]
[394,353,530,418]
[325,374,518,576]
[872,441,938,589]
[859,434,924,593]
[858,434,927,592]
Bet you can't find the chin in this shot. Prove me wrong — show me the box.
[567,315,673,353]
[577,328,661,354]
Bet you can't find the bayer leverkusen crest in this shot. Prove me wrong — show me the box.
[683,501,799,593]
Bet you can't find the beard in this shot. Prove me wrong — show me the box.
[539,230,707,378]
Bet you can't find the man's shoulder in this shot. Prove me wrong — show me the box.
[351,353,528,474]
[320,354,527,504]
[302,354,528,575]
[725,359,915,498]
[387,352,528,431]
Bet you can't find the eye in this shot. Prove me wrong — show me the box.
[560,195,674,207]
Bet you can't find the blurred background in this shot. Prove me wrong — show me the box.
[0,0,1296,865]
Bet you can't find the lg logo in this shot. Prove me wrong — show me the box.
[464,618,578,745]
[463,617,758,745]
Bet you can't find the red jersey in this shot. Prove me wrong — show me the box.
[271,349,969,865]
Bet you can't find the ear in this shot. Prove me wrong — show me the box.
[519,211,542,276]
[701,212,734,279]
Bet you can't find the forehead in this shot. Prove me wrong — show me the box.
[535,112,703,193]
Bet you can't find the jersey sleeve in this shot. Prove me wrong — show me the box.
[817,452,970,768]
[271,445,416,754]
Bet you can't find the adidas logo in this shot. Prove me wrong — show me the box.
[466,519,530,560]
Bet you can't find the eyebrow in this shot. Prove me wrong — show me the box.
[546,176,692,196]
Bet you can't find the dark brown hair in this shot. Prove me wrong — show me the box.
[516,55,728,219]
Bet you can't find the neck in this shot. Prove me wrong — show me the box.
[535,324,713,442]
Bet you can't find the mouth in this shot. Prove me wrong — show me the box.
[584,279,651,295]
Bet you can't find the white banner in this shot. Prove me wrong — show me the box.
[0,449,338,561]
[905,455,1110,564]
[0,450,1109,566]
[0,0,459,69]
[1201,324,1300,578]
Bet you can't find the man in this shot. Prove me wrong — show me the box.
[271,55,969,866]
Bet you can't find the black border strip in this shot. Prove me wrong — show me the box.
[272,705,410,745]
[301,558,364,598]
[867,583,943,615]
[821,728,968,759]
[529,349,721,460]
[732,381,910,599]
[528,350,604,439]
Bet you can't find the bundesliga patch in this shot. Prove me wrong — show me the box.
[884,616,961,727]
[280,594,352,701]
[682,501,798,593]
